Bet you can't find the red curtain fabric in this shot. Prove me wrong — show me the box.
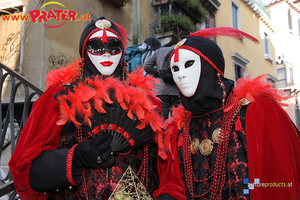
[246,96,300,200]
[9,84,64,200]
[153,122,186,200]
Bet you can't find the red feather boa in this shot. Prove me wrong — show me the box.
[47,63,164,138]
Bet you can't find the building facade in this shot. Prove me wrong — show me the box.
[266,0,300,128]
[0,0,157,94]
[215,0,277,84]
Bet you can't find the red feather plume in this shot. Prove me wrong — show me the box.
[108,18,128,47]
[188,27,259,44]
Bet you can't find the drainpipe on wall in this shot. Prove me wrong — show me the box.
[137,0,141,44]
[295,96,300,130]
[19,3,28,75]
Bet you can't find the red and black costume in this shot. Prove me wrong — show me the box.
[9,17,163,200]
[153,29,300,200]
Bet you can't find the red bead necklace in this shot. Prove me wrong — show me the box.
[182,93,239,199]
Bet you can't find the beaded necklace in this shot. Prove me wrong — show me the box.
[182,92,240,199]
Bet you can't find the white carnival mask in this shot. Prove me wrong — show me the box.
[170,49,201,97]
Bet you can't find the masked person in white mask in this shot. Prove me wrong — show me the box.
[154,28,300,200]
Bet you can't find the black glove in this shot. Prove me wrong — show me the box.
[73,132,115,168]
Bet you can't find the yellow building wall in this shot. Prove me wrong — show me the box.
[215,0,277,82]
[19,0,154,90]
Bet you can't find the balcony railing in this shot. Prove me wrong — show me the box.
[0,62,44,199]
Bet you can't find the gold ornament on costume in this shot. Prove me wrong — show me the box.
[174,38,187,49]
[199,139,213,156]
[212,128,221,144]
[239,97,250,106]
[95,19,111,29]
[190,138,200,154]
[109,165,152,200]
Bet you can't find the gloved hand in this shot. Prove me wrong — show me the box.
[73,132,115,168]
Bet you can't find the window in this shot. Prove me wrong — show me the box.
[231,1,240,29]
[295,99,300,129]
[264,33,270,55]
[288,8,293,30]
[277,68,287,88]
[231,52,249,83]
[264,32,274,63]
[234,64,244,82]
[298,18,300,37]
[289,67,293,83]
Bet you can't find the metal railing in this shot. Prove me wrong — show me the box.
[0,62,44,199]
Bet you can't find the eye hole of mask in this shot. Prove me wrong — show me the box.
[86,38,122,55]
[185,60,195,68]
[172,65,179,72]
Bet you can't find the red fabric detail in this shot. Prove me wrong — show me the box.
[102,28,107,43]
[92,126,100,135]
[128,139,135,146]
[174,48,179,62]
[153,122,186,200]
[188,27,259,44]
[100,124,108,130]
[109,124,116,131]
[117,127,124,133]
[235,115,243,131]
[67,144,79,186]
[123,131,130,140]
[178,134,183,148]
[8,84,64,200]
[246,96,300,200]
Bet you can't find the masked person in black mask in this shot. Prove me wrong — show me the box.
[153,28,300,200]
[9,17,163,200]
